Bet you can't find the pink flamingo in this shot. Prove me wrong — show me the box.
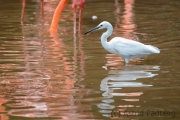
[49,0,85,32]
[21,0,85,33]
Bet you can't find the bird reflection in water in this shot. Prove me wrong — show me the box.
[98,65,160,117]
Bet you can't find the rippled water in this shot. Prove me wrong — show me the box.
[0,0,180,119]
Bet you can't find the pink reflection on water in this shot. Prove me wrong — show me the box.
[105,0,136,66]
[21,0,44,23]
[114,0,136,39]
[122,99,140,102]
[1,1,90,119]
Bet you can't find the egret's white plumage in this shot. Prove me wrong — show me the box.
[84,21,160,64]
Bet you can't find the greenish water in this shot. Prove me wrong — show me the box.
[0,0,180,119]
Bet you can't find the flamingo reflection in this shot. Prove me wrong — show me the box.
[114,0,136,39]
[4,1,89,119]
[21,0,44,23]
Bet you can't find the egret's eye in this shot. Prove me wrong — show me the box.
[100,25,103,27]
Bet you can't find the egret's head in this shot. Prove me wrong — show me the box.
[84,21,112,35]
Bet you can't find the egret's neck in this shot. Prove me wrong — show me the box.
[101,25,113,47]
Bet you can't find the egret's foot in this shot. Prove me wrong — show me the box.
[124,58,129,65]
[125,63,129,66]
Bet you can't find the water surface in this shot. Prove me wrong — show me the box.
[0,0,180,119]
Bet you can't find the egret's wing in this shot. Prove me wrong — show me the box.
[112,38,149,57]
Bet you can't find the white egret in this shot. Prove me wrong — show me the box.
[84,21,160,64]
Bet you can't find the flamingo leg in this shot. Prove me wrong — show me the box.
[72,0,77,35]
[72,0,77,12]
[78,0,85,10]
[21,0,26,23]
[78,0,85,31]
[49,0,69,32]
[78,6,83,32]
[41,0,44,21]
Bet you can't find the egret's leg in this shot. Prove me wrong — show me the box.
[124,58,129,66]
[125,63,129,66]
[124,58,129,64]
